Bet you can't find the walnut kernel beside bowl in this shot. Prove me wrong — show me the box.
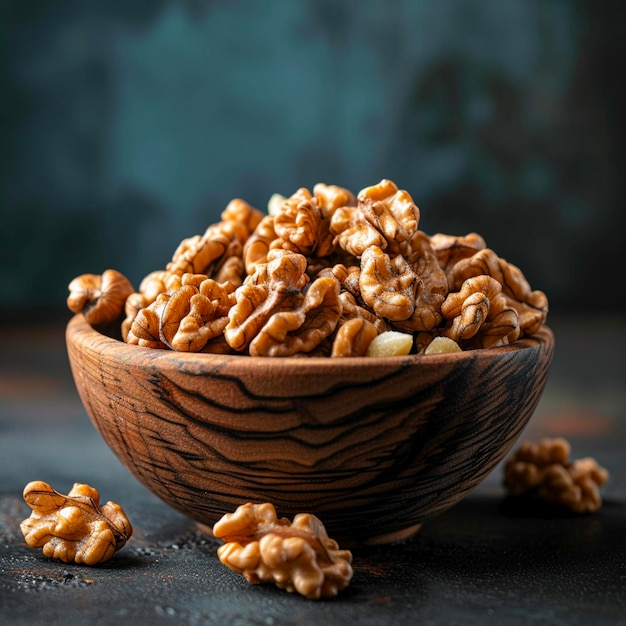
[66,313,554,545]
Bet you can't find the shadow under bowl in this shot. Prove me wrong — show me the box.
[66,314,554,545]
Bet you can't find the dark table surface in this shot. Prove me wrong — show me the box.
[1,315,625,625]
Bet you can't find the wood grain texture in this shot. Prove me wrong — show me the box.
[66,314,554,544]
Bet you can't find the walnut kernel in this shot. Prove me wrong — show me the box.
[213,502,353,600]
[67,269,134,326]
[366,330,413,357]
[20,481,132,565]
[423,336,462,355]
[503,438,609,513]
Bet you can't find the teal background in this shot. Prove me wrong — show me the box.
[2,1,624,320]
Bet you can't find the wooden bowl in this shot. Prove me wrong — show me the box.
[66,314,554,545]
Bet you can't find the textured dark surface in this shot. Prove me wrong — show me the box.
[1,491,625,625]
[1,315,625,625]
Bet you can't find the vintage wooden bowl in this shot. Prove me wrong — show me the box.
[66,313,554,544]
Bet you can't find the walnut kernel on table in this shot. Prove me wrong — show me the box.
[67,269,134,326]
[20,481,132,565]
[503,438,610,514]
[213,502,353,600]
[67,178,549,357]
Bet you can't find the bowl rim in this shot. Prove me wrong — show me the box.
[66,313,554,372]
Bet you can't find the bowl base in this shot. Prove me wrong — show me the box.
[360,523,422,546]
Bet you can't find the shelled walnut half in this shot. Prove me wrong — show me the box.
[213,502,353,600]
[20,481,132,565]
[503,438,609,514]
[67,269,134,326]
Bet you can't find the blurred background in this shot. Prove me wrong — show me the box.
[2,0,624,323]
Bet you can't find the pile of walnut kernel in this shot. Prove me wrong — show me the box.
[67,179,548,357]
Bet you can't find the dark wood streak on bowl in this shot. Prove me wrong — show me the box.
[66,314,554,544]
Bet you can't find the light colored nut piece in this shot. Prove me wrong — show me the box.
[20,481,132,565]
[503,438,609,514]
[331,317,378,357]
[213,502,353,600]
[424,336,462,354]
[366,330,413,357]
[67,269,134,326]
